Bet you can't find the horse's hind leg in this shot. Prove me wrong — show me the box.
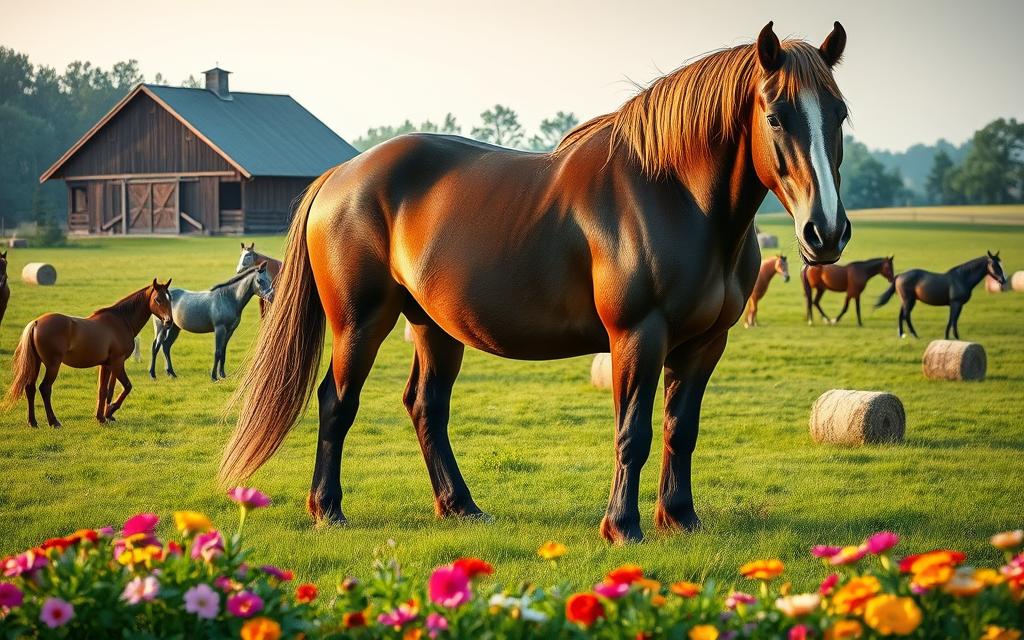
[38,360,62,428]
[211,325,227,381]
[24,358,41,428]
[104,360,131,420]
[95,364,111,423]
[854,296,863,326]
[903,299,919,338]
[404,313,484,519]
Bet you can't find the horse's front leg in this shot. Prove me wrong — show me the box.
[655,333,727,533]
[104,361,132,419]
[600,318,667,544]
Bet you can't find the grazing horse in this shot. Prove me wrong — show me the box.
[6,280,172,427]
[802,256,895,326]
[237,243,283,318]
[150,264,274,381]
[876,252,1005,339]
[0,251,9,330]
[744,255,790,327]
[220,22,851,543]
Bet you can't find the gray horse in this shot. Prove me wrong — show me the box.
[150,264,274,380]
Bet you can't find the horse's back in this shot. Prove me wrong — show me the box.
[169,288,218,333]
[898,269,950,305]
[32,313,119,367]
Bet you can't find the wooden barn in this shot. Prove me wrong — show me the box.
[39,68,359,235]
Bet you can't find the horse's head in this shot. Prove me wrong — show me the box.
[237,242,257,273]
[986,251,1006,285]
[149,278,174,323]
[776,254,790,282]
[751,22,851,266]
[253,262,275,303]
[882,256,896,282]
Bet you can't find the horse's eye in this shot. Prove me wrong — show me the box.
[766,114,783,131]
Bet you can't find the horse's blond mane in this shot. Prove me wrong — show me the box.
[556,40,843,178]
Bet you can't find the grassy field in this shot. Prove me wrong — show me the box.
[1,218,1022,594]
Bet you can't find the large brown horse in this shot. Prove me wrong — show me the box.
[6,280,172,427]
[0,251,9,330]
[220,22,851,543]
[801,256,895,326]
[744,255,790,328]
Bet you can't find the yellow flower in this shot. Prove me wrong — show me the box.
[240,617,281,640]
[982,626,1022,640]
[739,559,784,580]
[832,576,880,615]
[688,624,719,640]
[991,530,1024,551]
[943,567,985,597]
[174,511,212,537]
[975,568,1006,586]
[117,545,162,568]
[537,541,567,560]
[824,619,864,639]
[775,593,821,617]
[863,595,922,636]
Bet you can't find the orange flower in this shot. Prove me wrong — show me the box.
[240,617,282,640]
[454,557,494,578]
[650,594,667,607]
[898,549,965,574]
[343,610,367,628]
[982,626,1022,640]
[295,583,318,603]
[739,559,784,581]
[863,595,922,636]
[824,620,864,639]
[537,541,567,560]
[565,593,605,627]
[605,564,644,585]
[991,530,1024,551]
[404,629,423,640]
[911,563,953,590]
[688,625,719,640]
[831,576,880,615]
[634,578,661,593]
[671,581,701,598]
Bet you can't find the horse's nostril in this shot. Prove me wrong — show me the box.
[802,220,824,249]
[840,218,853,246]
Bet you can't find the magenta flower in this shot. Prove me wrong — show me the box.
[594,581,630,599]
[789,624,811,640]
[726,591,757,609]
[227,487,271,509]
[214,575,239,592]
[227,591,264,618]
[184,583,220,619]
[0,582,24,608]
[810,545,842,559]
[829,545,868,566]
[818,573,839,595]
[426,612,449,638]
[2,550,47,577]
[260,565,294,581]
[191,530,225,562]
[428,564,472,608]
[865,531,900,555]
[122,513,159,536]
[378,601,419,628]
[39,597,74,628]
[98,526,115,538]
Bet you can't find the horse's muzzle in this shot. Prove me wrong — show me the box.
[797,216,851,265]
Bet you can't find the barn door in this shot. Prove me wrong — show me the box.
[152,182,178,233]
[127,183,153,234]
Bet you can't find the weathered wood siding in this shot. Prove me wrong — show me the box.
[243,177,311,233]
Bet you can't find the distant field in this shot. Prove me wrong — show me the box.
[761,204,1024,226]
[0,219,1022,594]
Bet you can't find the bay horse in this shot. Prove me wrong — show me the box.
[236,243,282,318]
[876,252,1005,339]
[743,255,790,327]
[0,251,9,330]
[150,264,275,380]
[220,22,852,543]
[6,280,173,427]
[802,256,895,326]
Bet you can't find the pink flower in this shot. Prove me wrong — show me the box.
[191,530,224,562]
[726,591,757,609]
[39,597,74,628]
[227,591,264,618]
[121,575,160,604]
[184,583,220,619]
[260,565,294,581]
[819,573,839,595]
[227,487,271,509]
[810,545,842,559]
[426,612,449,638]
[378,600,419,628]
[215,576,240,592]
[830,545,868,566]
[2,550,47,577]
[428,564,472,608]
[789,624,811,640]
[0,582,24,608]
[865,531,900,555]
[123,513,159,536]
[594,581,631,599]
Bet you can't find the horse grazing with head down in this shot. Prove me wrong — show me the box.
[802,256,895,326]
[6,280,172,427]
[220,22,851,543]
[744,255,790,328]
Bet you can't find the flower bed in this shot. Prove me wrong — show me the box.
[1,490,1021,639]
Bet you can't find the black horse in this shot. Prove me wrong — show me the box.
[876,251,1006,339]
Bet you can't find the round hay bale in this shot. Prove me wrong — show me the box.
[591,353,612,389]
[757,233,778,249]
[403,320,414,342]
[1011,271,1024,292]
[809,389,905,445]
[21,262,57,286]
[985,275,1009,293]
[922,340,986,381]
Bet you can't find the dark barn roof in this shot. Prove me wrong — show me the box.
[41,83,358,181]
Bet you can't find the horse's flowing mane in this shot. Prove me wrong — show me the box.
[93,286,151,320]
[211,265,261,291]
[556,40,843,178]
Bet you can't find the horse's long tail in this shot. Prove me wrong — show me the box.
[219,168,335,485]
[6,322,38,406]
[875,281,897,309]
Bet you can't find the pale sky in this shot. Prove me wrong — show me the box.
[2,0,1021,152]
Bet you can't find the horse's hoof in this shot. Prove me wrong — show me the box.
[49,421,62,429]
[599,516,644,545]
[654,503,702,533]
[28,421,38,428]
[148,372,156,379]
[167,371,177,378]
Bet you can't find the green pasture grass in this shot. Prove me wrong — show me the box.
[1,219,1022,594]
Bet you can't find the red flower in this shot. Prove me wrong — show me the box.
[788,624,811,640]
[605,564,644,585]
[566,593,605,627]
[453,557,494,579]
[295,583,318,603]
[819,573,839,595]
[167,541,183,556]
[343,610,367,628]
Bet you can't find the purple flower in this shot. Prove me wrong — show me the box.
[810,545,842,559]
[39,597,74,628]
[428,565,471,608]
[865,531,900,555]
[426,612,449,638]
[191,530,224,562]
[184,583,220,619]
[0,582,24,608]
[594,581,630,599]
[227,487,271,509]
[227,591,264,618]
[2,550,47,577]
[122,513,159,536]
[121,575,160,604]
[260,565,294,581]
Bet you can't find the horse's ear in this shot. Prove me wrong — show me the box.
[819,21,846,68]
[988,250,995,259]
[241,242,246,250]
[248,242,255,250]
[1,250,6,258]
[164,279,172,288]
[757,22,784,73]
[152,278,158,289]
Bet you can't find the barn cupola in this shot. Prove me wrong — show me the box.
[204,67,232,100]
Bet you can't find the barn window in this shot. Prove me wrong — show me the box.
[219,182,242,210]
[71,186,88,213]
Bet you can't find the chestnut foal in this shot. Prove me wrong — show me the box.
[744,255,790,327]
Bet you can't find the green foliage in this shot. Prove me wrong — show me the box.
[925,151,962,205]
[352,113,461,151]
[471,104,525,148]
[840,137,911,209]
[948,118,1024,205]
[529,111,579,152]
